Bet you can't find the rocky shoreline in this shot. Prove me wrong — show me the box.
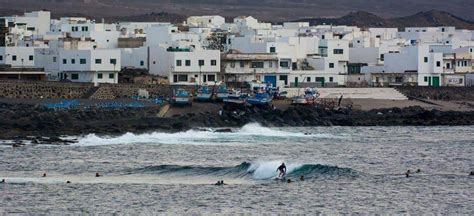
[2,101,474,146]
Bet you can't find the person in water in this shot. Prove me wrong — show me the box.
[277,163,287,178]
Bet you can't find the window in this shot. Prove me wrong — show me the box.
[269,62,273,68]
[53,57,57,62]
[333,49,344,54]
[97,73,103,79]
[178,74,188,82]
[280,61,289,68]
[329,77,334,82]
[95,59,102,64]
[424,76,428,82]
[211,60,217,66]
[0,56,3,61]
[173,75,178,83]
[251,62,264,68]
[240,61,245,68]
[208,75,216,82]
[71,74,79,80]
[321,35,325,40]
[185,60,191,66]
[71,59,76,64]
[198,59,205,66]
[424,57,428,63]
[306,77,311,82]
[436,61,441,67]
[140,61,144,66]
[329,63,335,68]
[380,54,384,61]
[81,26,88,32]
[29,55,34,61]
[110,59,117,65]
[12,55,17,61]
[176,60,182,66]
[230,62,235,68]
[270,47,276,53]
[63,59,67,64]
[80,59,87,64]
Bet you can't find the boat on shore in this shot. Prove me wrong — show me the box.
[292,87,319,105]
[216,84,229,101]
[172,88,192,107]
[223,90,247,110]
[196,85,213,102]
[247,92,272,108]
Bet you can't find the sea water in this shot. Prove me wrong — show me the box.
[0,124,473,214]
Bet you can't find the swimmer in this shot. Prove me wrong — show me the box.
[1,179,5,183]
[416,169,421,173]
[300,176,305,181]
[95,172,102,177]
[470,171,474,176]
[42,173,47,177]
[287,179,292,183]
[66,181,71,184]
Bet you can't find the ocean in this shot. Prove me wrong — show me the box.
[1,124,473,214]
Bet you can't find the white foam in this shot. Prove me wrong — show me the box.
[247,160,303,180]
[74,123,334,146]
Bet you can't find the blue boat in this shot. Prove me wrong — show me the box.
[247,92,272,107]
[216,84,229,101]
[172,88,192,107]
[196,85,213,102]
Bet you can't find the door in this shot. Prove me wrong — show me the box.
[316,77,325,87]
[264,75,277,87]
[432,77,440,87]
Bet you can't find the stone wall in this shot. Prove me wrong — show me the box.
[397,86,474,101]
[0,80,95,99]
[0,80,172,99]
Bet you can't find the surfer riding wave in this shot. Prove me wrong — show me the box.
[276,162,287,178]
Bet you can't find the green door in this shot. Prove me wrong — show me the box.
[432,77,440,87]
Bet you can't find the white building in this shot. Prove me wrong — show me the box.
[187,16,225,28]
[149,46,220,85]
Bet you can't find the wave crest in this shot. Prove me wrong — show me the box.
[125,161,357,180]
[75,123,334,146]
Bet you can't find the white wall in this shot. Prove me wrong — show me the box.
[0,47,36,67]
[121,47,148,69]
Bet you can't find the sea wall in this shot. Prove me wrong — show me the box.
[396,86,474,101]
[0,80,173,99]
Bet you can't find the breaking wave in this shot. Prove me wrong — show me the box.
[124,161,357,180]
[75,123,336,146]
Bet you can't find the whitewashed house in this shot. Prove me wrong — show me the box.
[149,45,220,85]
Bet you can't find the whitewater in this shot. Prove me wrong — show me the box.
[1,124,473,214]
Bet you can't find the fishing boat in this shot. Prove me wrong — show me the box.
[247,92,273,107]
[223,90,247,110]
[196,85,213,102]
[292,87,319,105]
[172,88,192,107]
[216,84,229,101]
